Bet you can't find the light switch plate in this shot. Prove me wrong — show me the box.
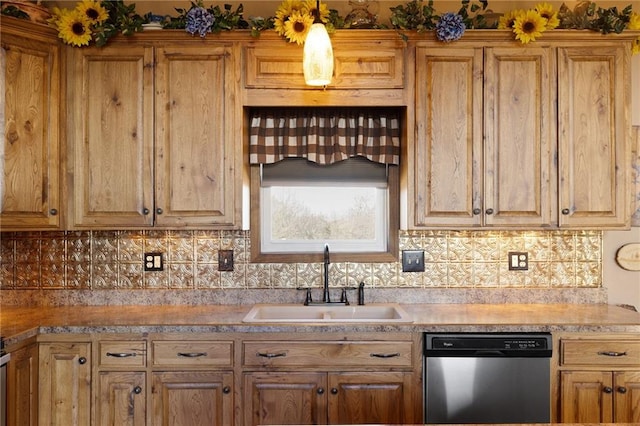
[402,250,425,272]
[218,250,234,272]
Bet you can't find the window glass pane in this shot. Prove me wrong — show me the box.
[260,160,388,253]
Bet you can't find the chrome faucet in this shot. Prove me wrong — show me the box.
[323,244,330,303]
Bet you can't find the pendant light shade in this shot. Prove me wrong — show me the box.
[303,4,333,87]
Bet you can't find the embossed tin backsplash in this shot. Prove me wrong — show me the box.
[0,230,601,290]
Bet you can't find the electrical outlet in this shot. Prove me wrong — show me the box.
[144,252,163,271]
[402,250,425,272]
[218,250,234,271]
[508,251,529,271]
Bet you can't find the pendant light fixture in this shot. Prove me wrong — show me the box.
[303,0,334,87]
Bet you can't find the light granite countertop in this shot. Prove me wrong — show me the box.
[2,303,640,348]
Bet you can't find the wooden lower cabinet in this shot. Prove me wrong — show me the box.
[244,372,328,425]
[38,341,91,426]
[558,335,640,423]
[96,371,146,426]
[7,342,38,426]
[151,371,234,426]
[243,371,414,425]
[560,371,640,423]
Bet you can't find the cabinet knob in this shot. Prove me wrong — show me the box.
[49,208,58,216]
[561,208,570,215]
[485,208,494,215]
[223,386,231,394]
[156,208,163,215]
[617,386,627,394]
[317,388,324,395]
[133,386,142,394]
[331,388,338,395]
[142,208,150,215]
[472,208,481,215]
[603,386,613,394]
[78,357,87,365]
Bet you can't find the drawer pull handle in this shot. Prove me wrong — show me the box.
[370,352,400,358]
[617,386,627,394]
[177,352,207,358]
[133,386,142,395]
[106,352,137,358]
[597,351,627,357]
[256,351,287,359]
[603,386,613,394]
[223,386,231,394]
[78,357,87,365]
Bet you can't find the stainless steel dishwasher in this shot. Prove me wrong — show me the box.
[424,332,552,424]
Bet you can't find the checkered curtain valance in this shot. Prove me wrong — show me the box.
[249,108,401,165]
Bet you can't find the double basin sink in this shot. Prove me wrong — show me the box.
[242,303,413,323]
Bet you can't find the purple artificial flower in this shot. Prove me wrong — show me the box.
[185,6,214,37]
[436,12,466,42]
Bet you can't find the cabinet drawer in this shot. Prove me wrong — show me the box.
[243,340,413,369]
[98,341,146,368]
[561,340,640,366]
[245,42,404,89]
[152,341,233,368]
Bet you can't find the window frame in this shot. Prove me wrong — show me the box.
[250,164,399,263]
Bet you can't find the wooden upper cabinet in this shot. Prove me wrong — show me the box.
[1,22,62,230]
[483,46,555,227]
[68,42,241,229]
[413,46,483,227]
[154,45,239,228]
[68,45,154,228]
[558,44,630,228]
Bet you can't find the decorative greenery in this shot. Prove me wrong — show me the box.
[1,5,30,20]
[2,0,634,53]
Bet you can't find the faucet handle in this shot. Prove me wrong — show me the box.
[340,288,350,305]
[297,287,313,305]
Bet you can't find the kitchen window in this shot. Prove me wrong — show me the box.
[249,107,401,263]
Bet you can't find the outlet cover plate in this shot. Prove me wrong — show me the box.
[402,250,425,272]
[144,252,163,271]
[508,251,529,271]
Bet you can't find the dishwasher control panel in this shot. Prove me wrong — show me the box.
[424,332,552,357]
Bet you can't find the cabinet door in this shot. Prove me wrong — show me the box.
[1,32,61,229]
[327,371,415,424]
[154,45,240,228]
[558,45,629,228]
[614,371,640,423]
[560,370,613,423]
[484,46,554,227]
[39,342,91,426]
[413,46,483,227]
[7,343,38,426]
[68,45,154,228]
[243,372,327,425]
[151,371,233,426]
[96,371,145,426]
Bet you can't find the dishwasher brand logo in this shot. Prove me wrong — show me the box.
[442,341,454,347]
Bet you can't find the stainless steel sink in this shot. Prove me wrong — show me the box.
[242,303,413,323]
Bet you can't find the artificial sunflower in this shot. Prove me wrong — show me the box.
[284,10,314,44]
[75,0,108,26]
[535,2,559,30]
[274,0,304,36]
[629,12,640,30]
[57,9,92,46]
[513,10,547,44]
[497,10,522,29]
